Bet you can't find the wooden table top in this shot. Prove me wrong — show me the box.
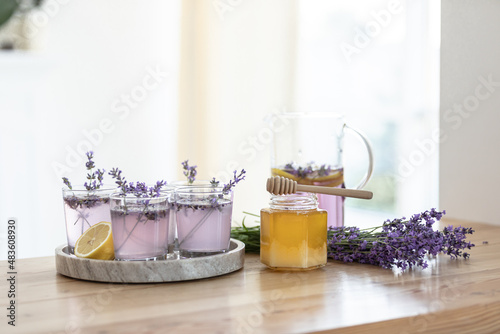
[2,218,500,334]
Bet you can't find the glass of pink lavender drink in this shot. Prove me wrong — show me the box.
[110,193,170,261]
[168,180,212,256]
[62,185,114,253]
[175,186,233,258]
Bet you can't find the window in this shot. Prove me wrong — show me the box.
[294,0,440,225]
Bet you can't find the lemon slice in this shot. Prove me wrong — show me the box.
[74,221,115,260]
[271,168,299,181]
[305,171,344,186]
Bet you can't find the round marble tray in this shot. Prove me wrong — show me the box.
[55,239,245,283]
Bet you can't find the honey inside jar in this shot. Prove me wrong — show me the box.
[260,193,327,270]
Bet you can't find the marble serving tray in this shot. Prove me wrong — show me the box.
[55,239,245,283]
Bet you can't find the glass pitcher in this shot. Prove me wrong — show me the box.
[270,112,373,228]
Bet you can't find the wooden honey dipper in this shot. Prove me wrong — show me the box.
[266,176,373,200]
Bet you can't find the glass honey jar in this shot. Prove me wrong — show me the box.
[260,193,327,270]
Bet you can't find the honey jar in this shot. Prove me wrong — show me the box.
[260,193,327,270]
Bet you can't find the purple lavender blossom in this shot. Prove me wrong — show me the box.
[108,168,166,198]
[327,209,475,270]
[318,164,332,177]
[62,177,72,190]
[150,180,167,197]
[108,167,127,194]
[207,169,246,208]
[210,177,220,187]
[182,160,197,184]
[62,151,105,191]
[283,162,333,178]
[82,151,105,191]
[222,169,246,195]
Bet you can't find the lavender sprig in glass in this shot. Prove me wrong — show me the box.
[208,169,246,208]
[283,162,332,178]
[61,151,111,252]
[62,151,106,194]
[108,167,128,194]
[62,151,109,212]
[83,151,106,191]
[182,160,197,184]
[108,170,169,258]
[210,177,220,187]
[176,169,246,253]
[222,169,246,194]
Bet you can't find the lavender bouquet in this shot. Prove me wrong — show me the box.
[62,151,107,206]
[328,209,474,270]
[181,160,198,184]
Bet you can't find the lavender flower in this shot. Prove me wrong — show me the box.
[108,168,127,194]
[222,169,246,195]
[61,151,105,191]
[62,152,109,227]
[210,177,220,187]
[297,165,314,178]
[283,162,333,178]
[182,160,197,184]
[83,151,105,191]
[206,169,246,208]
[108,168,166,198]
[62,177,72,190]
[327,209,475,270]
[149,180,167,197]
[318,164,332,177]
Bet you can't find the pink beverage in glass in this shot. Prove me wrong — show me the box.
[272,166,345,228]
[159,187,176,255]
[311,170,344,228]
[168,181,212,254]
[110,196,169,261]
[316,191,344,228]
[62,187,112,253]
[175,185,233,257]
[176,200,232,256]
[168,207,176,253]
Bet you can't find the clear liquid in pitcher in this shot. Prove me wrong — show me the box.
[271,163,344,228]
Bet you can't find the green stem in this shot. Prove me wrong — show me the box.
[242,211,260,218]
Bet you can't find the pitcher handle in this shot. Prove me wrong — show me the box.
[344,125,374,190]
